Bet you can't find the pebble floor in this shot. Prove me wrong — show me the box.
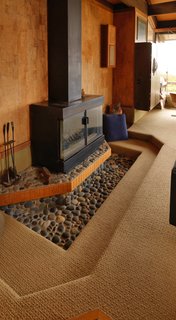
[0,154,134,250]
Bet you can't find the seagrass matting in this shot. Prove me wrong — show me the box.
[69,309,112,320]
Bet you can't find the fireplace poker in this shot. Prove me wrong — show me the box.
[2,123,10,185]
[6,122,10,183]
[3,124,7,178]
[9,121,18,179]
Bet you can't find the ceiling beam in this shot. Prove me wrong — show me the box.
[157,19,176,28]
[148,1,176,16]
[155,26,176,33]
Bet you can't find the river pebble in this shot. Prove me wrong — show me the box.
[0,153,134,250]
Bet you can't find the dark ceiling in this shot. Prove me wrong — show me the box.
[97,0,176,40]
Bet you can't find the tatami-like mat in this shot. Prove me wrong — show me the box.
[1,108,176,319]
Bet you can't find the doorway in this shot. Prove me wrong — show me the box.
[158,40,176,108]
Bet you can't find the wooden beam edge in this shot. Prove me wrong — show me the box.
[155,27,176,33]
[148,1,176,16]
[0,147,111,206]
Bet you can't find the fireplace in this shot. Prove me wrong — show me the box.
[30,96,104,173]
[30,0,105,173]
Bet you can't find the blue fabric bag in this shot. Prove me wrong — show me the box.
[103,113,128,141]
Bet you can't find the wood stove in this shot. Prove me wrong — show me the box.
[30,96,104,173]
[30,0,105,173]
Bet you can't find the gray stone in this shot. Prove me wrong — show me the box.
[43,206,48,215]
[72,216,79,222]
[89,209,95,216]
[90,187,97,192]
[71,227,79,235]
[71,235,76,241]
[32,220,38,226]
[63,240,72,250]
[52,235,61,244]
[71,199,78,205]
[96,202,102,208]
[78,197,85,202]
[24,201,33,208]
[32,225,41,232]
[81,213,87,219]
[23,217,30,224]
[48,213,56,220]
[80,202,87,207]
[57,224,65,233]
[81,208,88,214]
[50,207,57,213]
[56,195,65,205]
[41,230,48,237]
[62,231,70,239]
[5,208,13,215]
[66,213,73,220]
[66,204,75,211]
[50,220,56,227]
[82,187,90,193]
[65,196,71,204]
[57,205,67,211]
[89,204,96,210]
[62,209,71,215]
[44,198,50,204]
[65,220,72,227]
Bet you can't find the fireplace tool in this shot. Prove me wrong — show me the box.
[2,123,10,185]
[9,121,19,180]
[1,121,20,186]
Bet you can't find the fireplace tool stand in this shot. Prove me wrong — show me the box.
[1,122,20,187]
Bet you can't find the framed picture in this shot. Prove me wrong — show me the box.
[136,17,147,42]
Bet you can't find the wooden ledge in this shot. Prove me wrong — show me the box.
[0,147,111,206]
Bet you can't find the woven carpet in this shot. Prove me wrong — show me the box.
[1,108,176,319]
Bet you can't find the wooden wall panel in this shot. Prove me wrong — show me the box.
[113,9,135,108]
[0,0,113,154]
[0,0,48,146]
[82,0,113,110]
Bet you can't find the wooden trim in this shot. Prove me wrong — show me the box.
[148,1,176,16]
[135,8,148,21]
[0,147,111,206]
[71,147,111,190]
[148,16,157,29]
[0,140,31,159]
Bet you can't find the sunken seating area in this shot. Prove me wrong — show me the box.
[1,108,176,319]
